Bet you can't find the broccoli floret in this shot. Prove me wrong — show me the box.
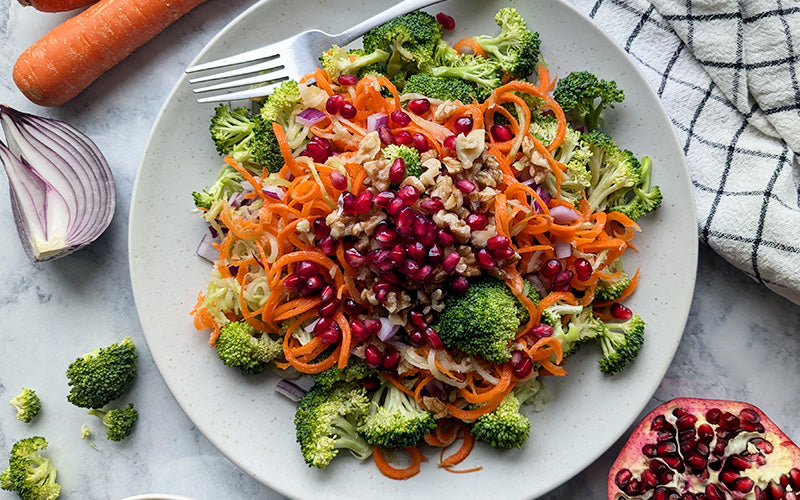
[215,320,283,375]
[474,7,541,80]
[381,144,423,178]
[87,403,138,441]
[191,165,245,210]
[313,358,379,389]
[606,156,663,221]
[553,71,624,131]
[320,45,390,80]
[80,424,92,440]
[66,336,137,409]
[435,277,526,364]
[422,41,502,101]
[294,381,372,469]
[357,379,436,448]
[551,305,606,357]
[469,378,543,449]
[582,131,640,213]
[362,10,442,78]
[9,388,41,424]
[594,257,631,302]
[208,104,285,173]
[597,314,645,374]
[1,437,60,500]
[532,116,593,206]
[209,104,257,156]
[402,73,478,102]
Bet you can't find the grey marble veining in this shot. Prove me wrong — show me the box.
[1,3,799,500]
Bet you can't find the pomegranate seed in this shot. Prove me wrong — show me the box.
[342,297,361,315]
[413,132,429,152]
[338,73,358,86]
[320,284,336,303]
[364,319,382,335]
[424,327,444,349]
[396,207,418,236]
[476,248,496,269]
[409,311,427,328]
[375,289,389,302]
[405,241,426,261]
[353,190,373,214]
[574,257,593,281]
[318,300,338,318]
[377,124,395,145]
[386,197,406,216]
[437,229,455,246]
[454,116,473,135]
[705,408,722,424]
[456,178,476,193]
[413,214,432,237]
[408,329,424,347]
[436,12,455,30]
[340,101,357,119]
[283,273,303,289]
[531,323,554,338]
[417,265,433,281]
[490,123,513,142]
[340,191,357,213]
[318,236,336,255]
[611,302,633,320]
[312,217,330,238]
[304,273,325,290]
[374,224,398,247]
[389,244,406,266]
[466,212,488,231]
[441,251,461,273]
[403,259,420,277]
[296,261,318,278]
[511,350,533,379]
[350,320,370,341]
[450,276,470,293]
[487,235,510,253]
[443,134,457,150]
[391,110,411,126]
[553,269,574,286]
[304,141,329,163]
[343,247,365,268]
[364,345,383,368]
[540,259,562,278]
[382,350,401,371]
[733,477,755,493]
[419,197,444,213]
[329,170,348,190]
[319,328,341,345]
[374,190,396,208]
[325,93,344,114]
[395,130,413,145]
[397,184,420,203]
[407,98,430,115]
[427,244,443,263]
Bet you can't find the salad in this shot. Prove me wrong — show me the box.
[190,7,662,479]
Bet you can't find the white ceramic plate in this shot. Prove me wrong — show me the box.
[129,0,698,498]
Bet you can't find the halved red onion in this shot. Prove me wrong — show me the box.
[295,108,326,127]
[0,105,115,261]
[366,113,388,133]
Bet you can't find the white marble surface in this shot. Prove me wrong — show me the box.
[1,2,799,500]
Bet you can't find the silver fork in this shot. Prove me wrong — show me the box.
[186,0,446,103]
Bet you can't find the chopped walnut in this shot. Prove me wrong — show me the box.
[363,159,391,192]
[455,129,485,169]
[400,175,426,194]
[470,222,497,248]
[455,245,480,277]
[418,158,442,188]
[433,210,471,243]
[353,131,382,164]
[422,396,450,419]
[471,186,499,212]
[325,208,386,240]
[442,156,465,175]
[432,100,463,122]
[430,175,464,211]
[514,135,549,184]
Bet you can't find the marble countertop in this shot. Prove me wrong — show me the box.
[1,2,799,500]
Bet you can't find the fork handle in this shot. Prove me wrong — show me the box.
[332,0,448,45]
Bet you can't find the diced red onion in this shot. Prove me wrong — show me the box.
[228,191,245,208]
[262,186,285,200]
[274,379,307,402]
[0,105,115,262]
[550,205,580,224]
[552,237,573,259]
[366,113,389,133]
[376,317,400,342]
[295,108,326,127]
[196,233,220,262]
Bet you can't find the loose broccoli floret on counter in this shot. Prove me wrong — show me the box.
[473,7,541,80]
[215,320,283,375]
[597,314,645,374]
[469,378,544,449]
[362,10,443,78]
[1,436,60,500]
[9,388,41,424]
[66,336,137,409]
[191,165,245,210]
[80,424,92,440]
[87,403,138,442]
[553,71,624,132]
[401,73,478,103]
[381,144,423,178]
[294,381,372,469]
[435,277,527,364]
[357,379,436,448]
[313,358,379,389]
[594,257,631,302]
[583,130,640,213]
[606,156,663,221]
[320,45,390,80]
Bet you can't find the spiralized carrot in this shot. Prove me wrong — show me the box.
[373,446,427,480]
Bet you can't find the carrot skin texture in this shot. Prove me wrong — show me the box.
[13,0,208,106]
[17,0,98,13]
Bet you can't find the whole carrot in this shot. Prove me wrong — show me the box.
[13,0,208,107]
[17,0,98,12]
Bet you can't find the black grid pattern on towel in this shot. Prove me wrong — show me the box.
[567,0,800,304]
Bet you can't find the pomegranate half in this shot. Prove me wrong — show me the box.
[608,397,800,500]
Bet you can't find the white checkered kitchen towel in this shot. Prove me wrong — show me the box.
[565,0,800,305]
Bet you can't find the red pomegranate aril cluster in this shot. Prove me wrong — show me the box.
[340,190,373,215]
[364,344,401,371]
[326,93,344,114]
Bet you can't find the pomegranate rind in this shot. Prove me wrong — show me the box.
[607,397,800,500]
